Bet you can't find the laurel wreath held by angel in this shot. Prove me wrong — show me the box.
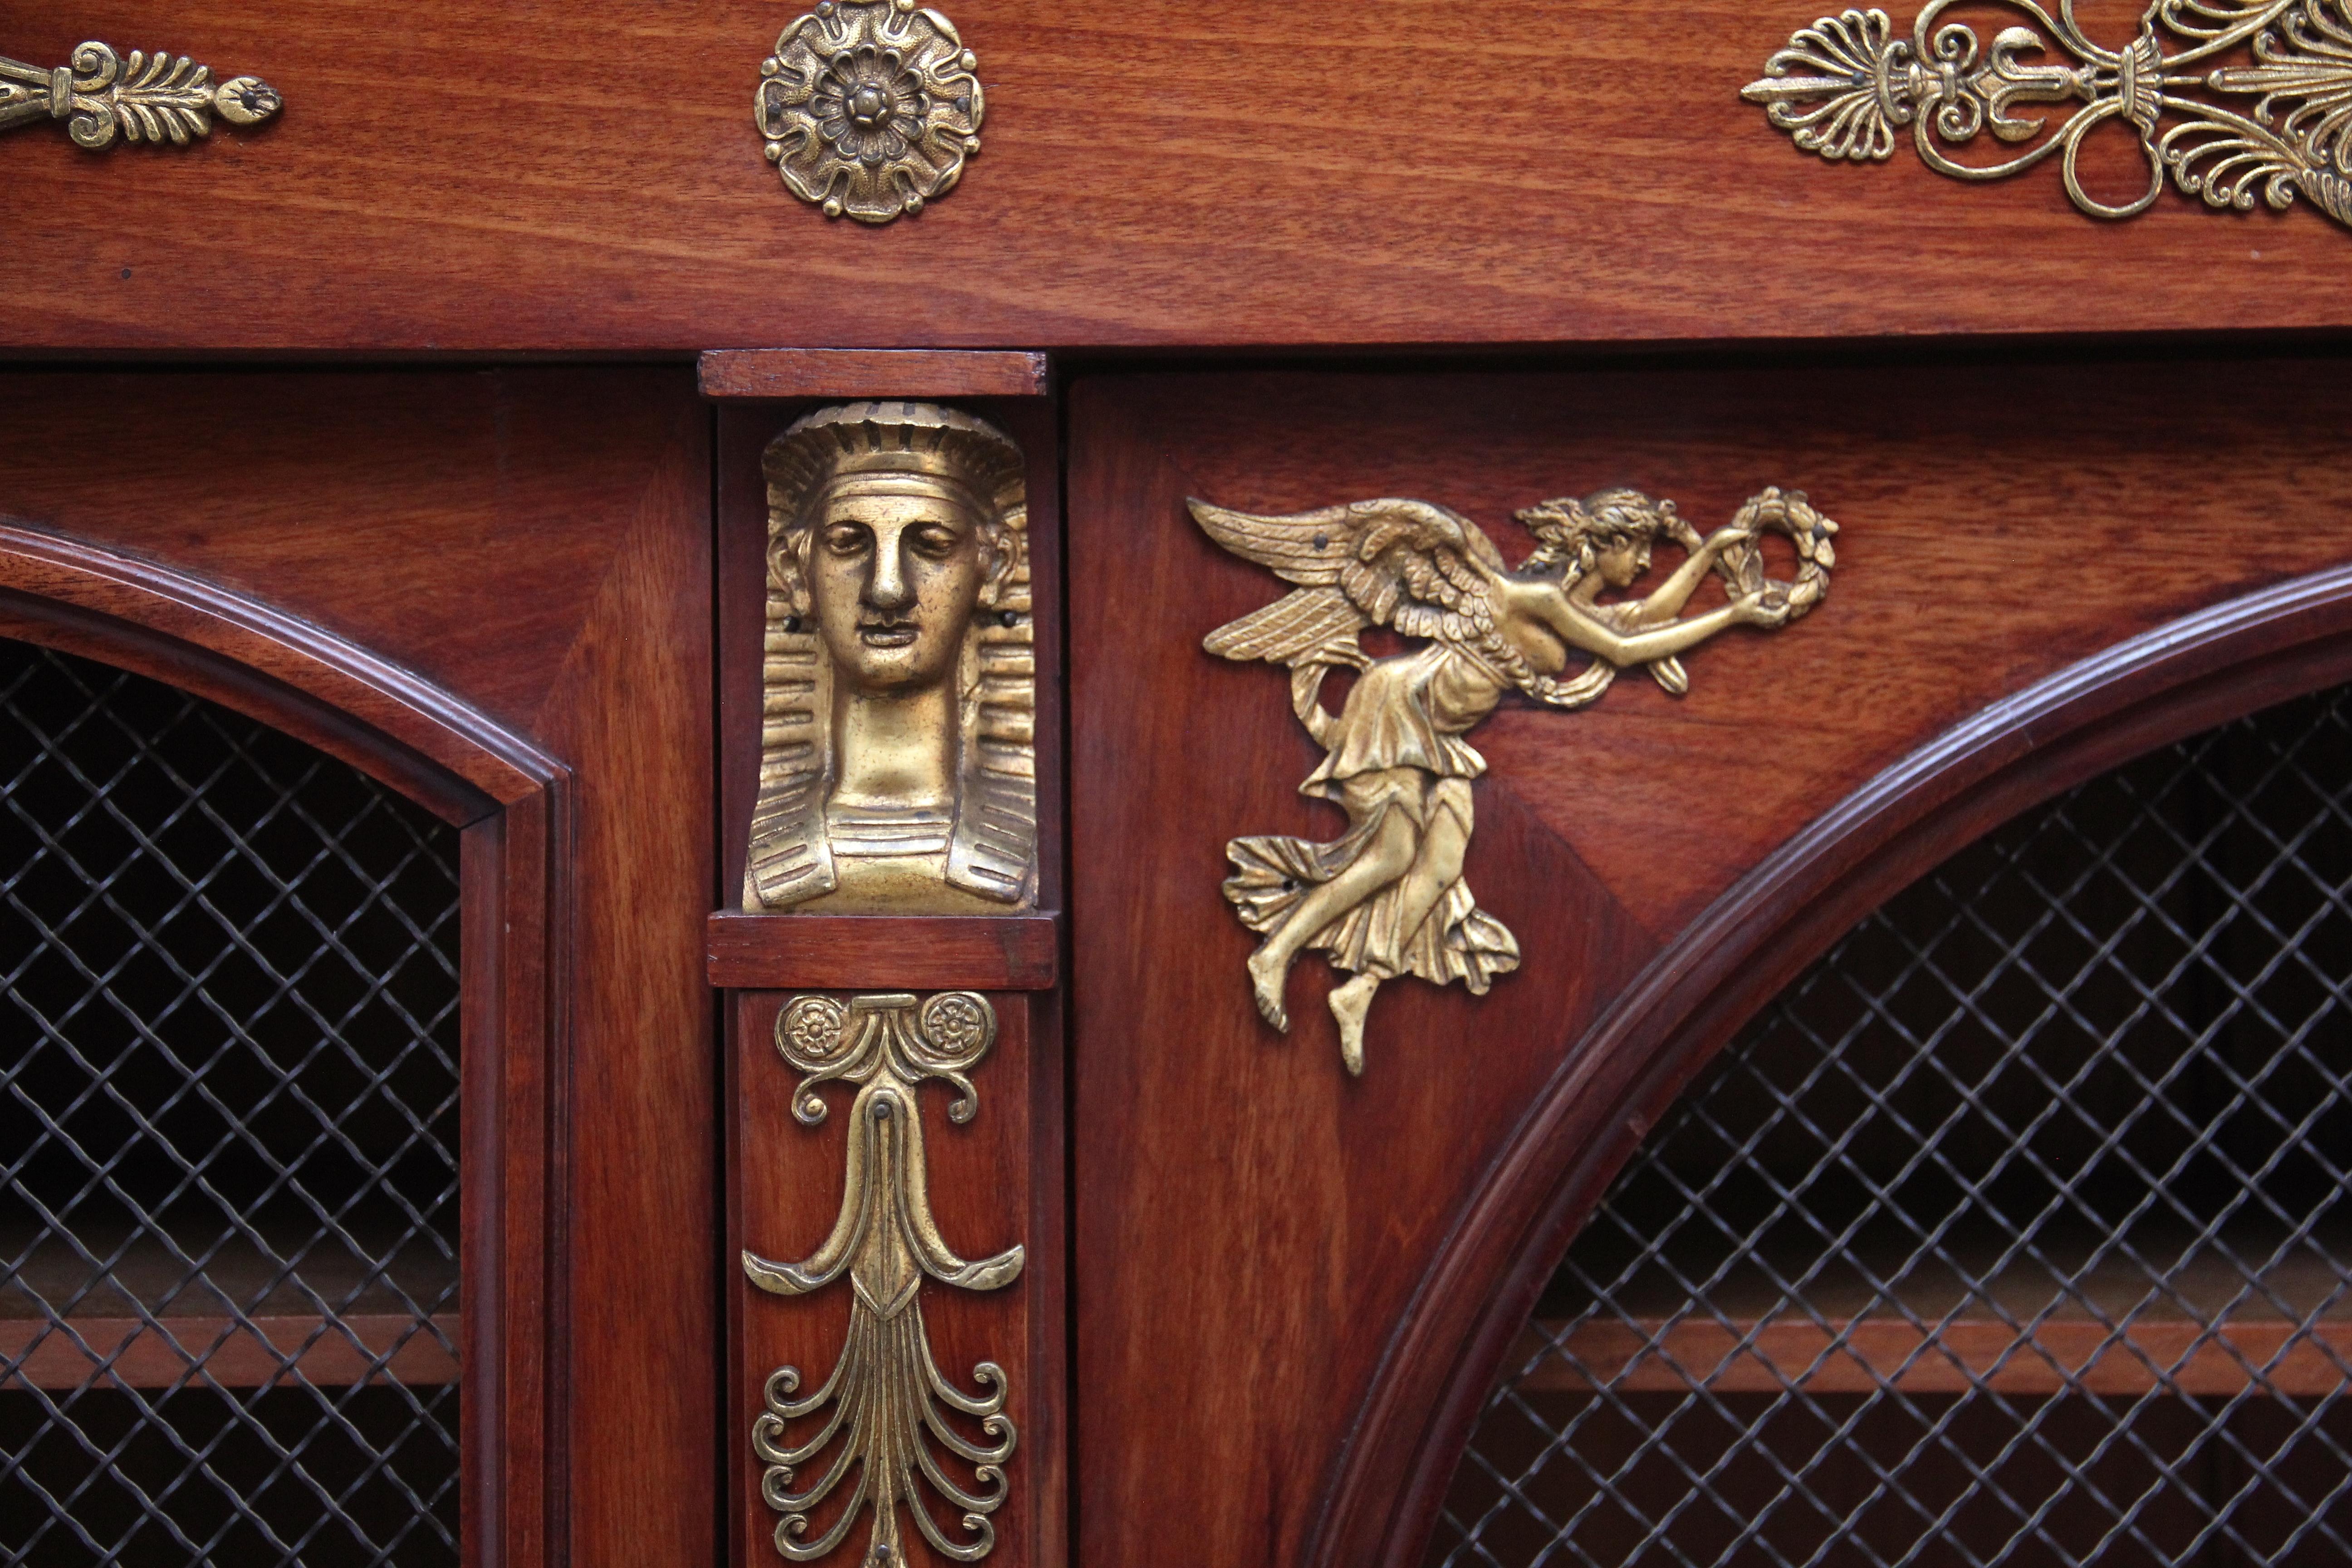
[1193,485,1838,1076]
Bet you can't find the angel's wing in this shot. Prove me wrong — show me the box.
[1190,497,1507,666]
[1202,587,1370,670]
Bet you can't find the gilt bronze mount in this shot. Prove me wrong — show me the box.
[756,0,985,224]
[1197,488,1839,1077]
[0,41,278,151]
[747,401,1036,915]
[744,992,1019,1564]
[1745,1,2352,231]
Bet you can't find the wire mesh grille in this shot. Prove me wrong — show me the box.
[0,640,462,1566]
[1432,684,2352,1568]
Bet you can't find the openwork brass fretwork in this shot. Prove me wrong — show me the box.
[744,992,1019,1563]
[0,42,279,151]
[756,0,984,224]
[1196,488,1838,1077]
[1745,2,2352,231]
[748,402,1035,915]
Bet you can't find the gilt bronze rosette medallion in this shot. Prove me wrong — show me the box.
[755,0,985,224]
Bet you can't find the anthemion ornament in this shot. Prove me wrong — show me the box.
[744,992,1019,1564]
[1195,488,1838,1078]
[0,41,279,151]
[755,0,985,224]
[1744,2,2352,231]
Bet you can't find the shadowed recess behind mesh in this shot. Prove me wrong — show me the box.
[1433,683,2352,1568]
[0,640,461,1567]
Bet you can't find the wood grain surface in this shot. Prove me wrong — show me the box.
[1064,355,2352,1568]
[0,517,566,1567]
[0,369,715,1568]
[0,523,552,820]
[701,350,1049,400]
[0,4,2345,351]
[465,794,556,1568]
[706,912,1060,990]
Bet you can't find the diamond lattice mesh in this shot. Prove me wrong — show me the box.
[0,641,461,1566]
[1432,685,2352,1567]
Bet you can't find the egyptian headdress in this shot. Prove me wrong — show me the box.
[745,401,1036,910]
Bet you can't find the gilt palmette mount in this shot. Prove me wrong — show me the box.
[1745,0,2352,230]
[0,42,279,151]
[744,993,1019,1563]
[1196,487,1838,1078]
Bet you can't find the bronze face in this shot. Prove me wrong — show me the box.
[1592,535,1652,590]
[804,475,990,697]
[748,399,1036,914]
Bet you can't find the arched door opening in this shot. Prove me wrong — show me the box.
[1434,684,2352,1566]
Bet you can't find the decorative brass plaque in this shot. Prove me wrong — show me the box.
[0,41,278,150]
[745,992,1019,1563]
[747,402,1036,915]
[1745,2,2352,231]
[756,0,985,225]
[1196,488,1838,1076]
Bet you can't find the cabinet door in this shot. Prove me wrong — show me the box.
[0,370,715,1568]
[1064,356,2352,1568]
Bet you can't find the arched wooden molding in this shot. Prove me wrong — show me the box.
[1323,560,2352,1568]
[0,520,558,819]
[0,519,568,1568]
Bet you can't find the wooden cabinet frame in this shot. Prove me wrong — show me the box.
[1065,357,2352,1568]
[4,342,2352,1566]
[0,368,716,1568]
[0,522,563,1564]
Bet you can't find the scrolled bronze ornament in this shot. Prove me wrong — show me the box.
[1744,1,2352,231]
[748,401,1036,915]
[755,0,984,224]
[1196,487,1838,1078]
[744,992,1020,1564]
[0,42,279,151]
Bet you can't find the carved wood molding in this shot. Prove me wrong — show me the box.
[1322,559,2352,1568]
[0,520,560,818]
[0,519,568,1568]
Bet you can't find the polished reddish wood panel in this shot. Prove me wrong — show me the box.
[707,912,1060,990]
[0,523,550,820]
[0,370,716,1568]
[1065,356,2352,1568]
[465,798,554,1568]
[0,5,2344,350]
[730,990,1062,1568]
[0,370,701,741]
[701,349,1049,400]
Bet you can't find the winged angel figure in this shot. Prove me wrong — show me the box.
[1194,486,1837,1075]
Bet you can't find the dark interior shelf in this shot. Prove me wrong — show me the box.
[0,1220,456,1390]
[1530,1221,2352,1397]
